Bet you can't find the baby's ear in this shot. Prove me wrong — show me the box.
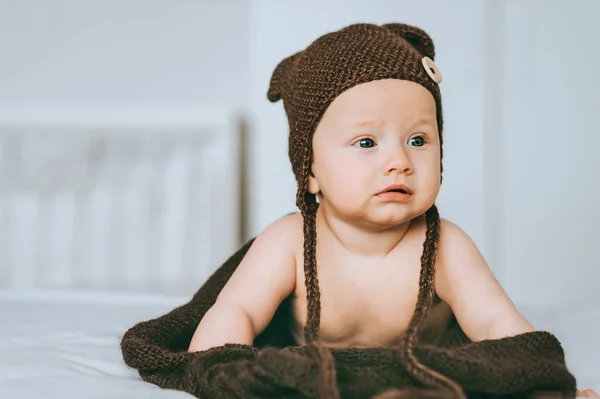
[382,23,436,60]
[267,52,302,102]
[307,172,320,195]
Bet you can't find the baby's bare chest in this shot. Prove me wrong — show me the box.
[291,251,423,348]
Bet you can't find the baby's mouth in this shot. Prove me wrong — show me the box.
[386,188,408,194]
[379,184,413,196]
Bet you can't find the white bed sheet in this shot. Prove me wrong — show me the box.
[0,290,194,399]
[0,290,598,398]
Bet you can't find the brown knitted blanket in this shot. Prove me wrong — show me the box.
[120,238,578,399]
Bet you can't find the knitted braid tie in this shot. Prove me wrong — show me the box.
[397,205,465,399]
[300,203,465,399]
[268,22,460,398]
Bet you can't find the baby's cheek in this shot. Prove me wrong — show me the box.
[328,167,366,193]
[330,183,362,205]
[421,170,441,196]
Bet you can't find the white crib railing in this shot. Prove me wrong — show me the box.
[0,108,242,296]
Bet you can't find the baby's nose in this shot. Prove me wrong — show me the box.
[386,147,413,174]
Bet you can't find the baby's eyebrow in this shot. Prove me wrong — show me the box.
[410,117,437,129]
[344,116,436,130]
[344,119,384,129]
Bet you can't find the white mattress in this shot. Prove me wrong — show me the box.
[0,290,194,399]
[0,290,598,398]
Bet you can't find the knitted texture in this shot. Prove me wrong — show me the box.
[267,22,450,392]
[121,22,578,398]
[120,237,578,398]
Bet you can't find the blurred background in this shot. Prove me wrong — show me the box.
[0,0,598,306]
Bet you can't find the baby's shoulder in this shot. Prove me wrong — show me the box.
[269,212,303,232]
[404,215,475,255]
[428,216,484,274]
[406,214,469,240]
[256,212,303,249]
[437,217,478,253]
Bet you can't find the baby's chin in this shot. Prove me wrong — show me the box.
[344,207,428,231]
[363,212,423,229]
[318,197,434,230]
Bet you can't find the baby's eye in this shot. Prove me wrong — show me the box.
[354,138,376,148]
[408,136,425,147]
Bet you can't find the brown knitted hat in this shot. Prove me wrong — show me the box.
[268,23,461,398]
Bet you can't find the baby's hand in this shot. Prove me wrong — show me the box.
[577,389,600,398]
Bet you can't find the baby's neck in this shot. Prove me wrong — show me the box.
[316,208,412,259]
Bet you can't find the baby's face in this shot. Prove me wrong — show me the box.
[309,78,441,227]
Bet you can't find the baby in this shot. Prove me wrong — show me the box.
[189,22,597,398]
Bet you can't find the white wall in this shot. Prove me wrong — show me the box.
[0,0,598,307]
[499,0,600,306]
[0,1,250,108]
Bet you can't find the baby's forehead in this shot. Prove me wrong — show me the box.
[341,113,436,126]
[326,112,437,132]
[322,83,437,124]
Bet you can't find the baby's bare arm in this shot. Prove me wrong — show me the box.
[188,215,298,352]
[435,219,534,342]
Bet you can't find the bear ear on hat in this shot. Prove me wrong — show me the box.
[382,23,436,60]
[267,51,302,103]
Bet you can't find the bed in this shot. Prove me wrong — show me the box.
[0,290,598,398]
[0,107,242,398]
[0,109,598,397]
[0,290,194,398]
